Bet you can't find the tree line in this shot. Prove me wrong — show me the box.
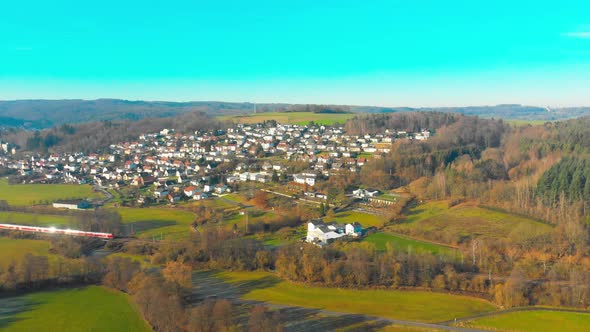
[1,111,221,154]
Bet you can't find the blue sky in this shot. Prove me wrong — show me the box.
[1,0,589,106]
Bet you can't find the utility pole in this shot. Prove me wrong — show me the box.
[241,210,249,234]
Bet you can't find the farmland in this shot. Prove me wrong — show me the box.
[328,210,385,228]
[0,238,55,267]
[219,111,355,126]
[390,201,552,245]
[0,286,150,332]
[216,271,497,322]
[0,179,101,206]
[0,211,73,227]
[116,207,196,240]
[363,232,459,257]
[459,309,590,332]
[506,119,553,127]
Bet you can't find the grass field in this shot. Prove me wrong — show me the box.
[0,286,150,332]
[219,111,355,126]
[220,193,248,204]
[184,198,236,211]
[460,310,590,332]
[216,271,497,323]
[328,210,386,228]
[506,119,552,127]
[0,211,73,227]
[400,201,449,224]
[364,232,458,257]
[379,326,444,332]
[116,207,196,240]
[0,179,101,206]
[391,201,552,245]
[0,238,55,267]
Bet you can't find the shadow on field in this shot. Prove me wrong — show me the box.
[397,207,429,224]
[128,220,176,233]
[191,271,390,331]
[275,307,390,332]
[0,297,42,328]
[191,270,281,300]
[335,212,351,218]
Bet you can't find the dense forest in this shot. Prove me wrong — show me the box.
[537,157,590,207]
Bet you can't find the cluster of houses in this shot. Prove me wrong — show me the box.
[0,123,430,205]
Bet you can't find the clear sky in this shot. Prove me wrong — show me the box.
[1,0,589,107]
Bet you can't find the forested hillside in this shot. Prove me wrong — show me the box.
[1,99,589,130]
[344,112,459,135]
[0,111,220,153]
[373,115,590,226]
[537,157,590,206]
[0,99,251,129]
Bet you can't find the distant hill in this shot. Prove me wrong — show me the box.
[0,99,256,129]
[1,99,589,129]
[353,104,590,121]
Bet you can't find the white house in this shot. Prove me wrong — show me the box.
[306,221,344,245]
[352,188,380,199]
[306,220,365,246]
[345,222,363,237]
[293,173,317,186]
[192,192,208,200]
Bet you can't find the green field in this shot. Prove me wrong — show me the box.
[379,326,444,332]
[364,232,458,257]
[460,309,590,332]
[219,111,355,126]
[391,201,552,245]
[116,207,196,240]
[0,211,73,227]
[220,193,248,204]
[0,286,150,332]
[0,179,101,206]
[185,197,236,210]
[506,119,552,127]
[0,238,55,267]
[328,210,385,228]
[400,201,449,224]
[217,271,497,322]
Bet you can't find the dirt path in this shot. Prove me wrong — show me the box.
[438,306,590,326]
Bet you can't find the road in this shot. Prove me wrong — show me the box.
[92,185,114,206]
[439,306,590,326]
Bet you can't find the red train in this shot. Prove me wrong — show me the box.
[0,223,114,239]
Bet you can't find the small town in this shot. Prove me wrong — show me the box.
[0,122,429,210]
[2,1,589,330]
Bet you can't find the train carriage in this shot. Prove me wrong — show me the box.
[0,223,114,239]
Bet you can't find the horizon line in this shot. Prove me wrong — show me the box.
[0,98,586,110]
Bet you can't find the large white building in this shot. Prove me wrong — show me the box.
[306,220,363,246]
[352,188,380,199]
[293,173,317,186]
